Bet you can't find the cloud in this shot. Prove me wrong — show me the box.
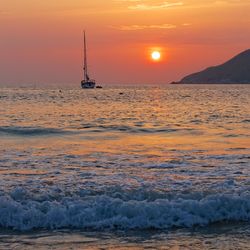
[114,0,141,2]
[214,0,245,4]
[113,23,177,31]
[128,1,183,10]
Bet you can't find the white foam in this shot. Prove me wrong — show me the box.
[0,192,250,231]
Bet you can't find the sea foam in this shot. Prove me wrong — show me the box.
[0,191,249,231]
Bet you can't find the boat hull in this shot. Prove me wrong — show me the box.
[81,80,96,89]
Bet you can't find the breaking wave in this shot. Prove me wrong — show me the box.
[0,190,249,231]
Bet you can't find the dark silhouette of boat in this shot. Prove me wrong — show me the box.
[81,31,96,89]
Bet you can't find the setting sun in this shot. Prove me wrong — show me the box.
[151,51,161,61]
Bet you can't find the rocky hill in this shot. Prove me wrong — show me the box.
[178,49,250,84]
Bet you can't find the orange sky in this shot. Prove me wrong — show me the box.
[0,0,250,85]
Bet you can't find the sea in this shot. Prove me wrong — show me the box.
[0,84,249,249]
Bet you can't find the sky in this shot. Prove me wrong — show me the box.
[0,0,250,85]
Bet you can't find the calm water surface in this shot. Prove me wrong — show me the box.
[0,85,249,249]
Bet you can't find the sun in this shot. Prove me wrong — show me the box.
[151,51,161,61]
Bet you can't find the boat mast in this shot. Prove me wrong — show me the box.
[83,31,88,81]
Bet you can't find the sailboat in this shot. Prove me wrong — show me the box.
[81,31,96,89]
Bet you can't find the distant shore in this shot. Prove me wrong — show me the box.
[170,81,250,84]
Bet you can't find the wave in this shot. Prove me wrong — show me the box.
[78,125,198,134]
[0,126,71,136]
[92,125,177,133]
[0,125,199,137]
[0,191,249,231]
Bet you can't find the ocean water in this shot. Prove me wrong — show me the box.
[0,84,249,249]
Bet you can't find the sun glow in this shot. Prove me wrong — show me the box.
[151,51,161,61]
